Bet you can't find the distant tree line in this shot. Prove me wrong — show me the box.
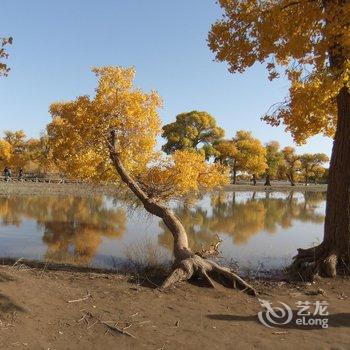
[0,130,55,176]
[0,110,329,185]
[161,111,329,186]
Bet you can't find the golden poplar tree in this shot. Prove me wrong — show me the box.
[264,141,284,186]
[0,139,12,168]
[47,66,255,294]
[2,130,29,171]
[162,111,225,158]
[300,153,329,185]
[209,0,350,277]
[233,130,267,185]
[281,146,301,186]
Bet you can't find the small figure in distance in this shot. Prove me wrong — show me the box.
[18,168,23,181]
[3,166,9,182]
[7,167,12,181]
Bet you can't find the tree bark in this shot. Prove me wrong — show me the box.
[292,87,350,277]
[107,131,256,294]
[322,87,350,273]
[264,173,271,186]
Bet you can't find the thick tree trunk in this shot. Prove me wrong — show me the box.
[322,87,350,273]
[264,173,271,186]
[292,88,350,277]
[107,131,256,294]
[293,0,350,277]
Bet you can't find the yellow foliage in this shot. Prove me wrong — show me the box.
[138,150,229,198]
[234,130,267,176]
[0,130,31,171]
[48,67,162,181]
[213,140,237,165]
[47,67,229,197]
[209,0,350,143]
[0,139,13,165]
[170,150,229,193]
[299,153,329,183]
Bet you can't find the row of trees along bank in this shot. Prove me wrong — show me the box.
[161,111,329,186]
[1,112,329,186]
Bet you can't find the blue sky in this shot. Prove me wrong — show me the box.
[0,0,332,155]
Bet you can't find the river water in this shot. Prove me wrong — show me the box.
[0,191,326,273]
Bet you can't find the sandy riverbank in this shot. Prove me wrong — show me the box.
[0,262,348,350]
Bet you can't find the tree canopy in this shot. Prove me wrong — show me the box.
[265,141,284,178]
[264,141,284,185]
[280,146,302,186]
[208,0,350,144]
[46,67,229,198]
[161,111,225,158]
[213,139,237,165]
[233,130,267,178]
[300,152,329,185]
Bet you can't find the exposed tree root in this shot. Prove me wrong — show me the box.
[161,254,257,296]
[108,132,257,297]
[290,244,349,280]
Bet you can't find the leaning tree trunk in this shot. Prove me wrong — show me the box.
[107,131,256,295]
[292,87,350,277]
[264,173,271,186]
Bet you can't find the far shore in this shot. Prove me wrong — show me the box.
[0,180,327,197]
[224,182,327,192]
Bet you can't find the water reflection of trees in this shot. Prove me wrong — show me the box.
[0,196,126,264]
[158,191,326,252]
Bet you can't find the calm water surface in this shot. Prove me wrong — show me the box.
[0,191,326,272]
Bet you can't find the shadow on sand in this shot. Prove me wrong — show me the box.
[0,271,25,316]
[207,312,350,330]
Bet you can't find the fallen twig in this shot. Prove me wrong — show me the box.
[67,293,91,303]
[102,321,136,339]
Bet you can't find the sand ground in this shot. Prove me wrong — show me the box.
[0,264,348,350]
